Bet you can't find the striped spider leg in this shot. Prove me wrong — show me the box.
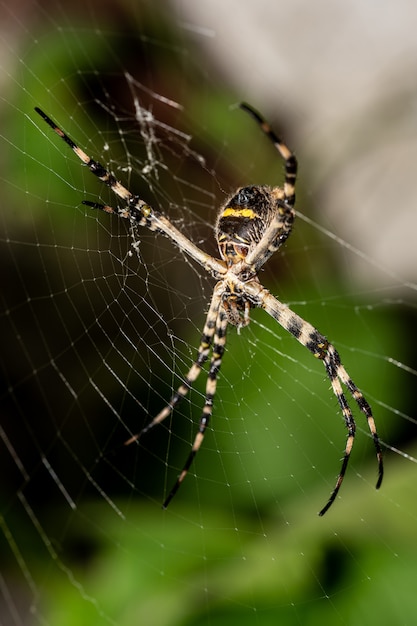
[243,280,384,516]
[124,281,226,508]
[33,107,226,278]
[35,102,383,515]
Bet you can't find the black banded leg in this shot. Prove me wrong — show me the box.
[332,346,384,483]
[35,108,162,235]
[318,351,357,515]
[245,202,295,271]
[35,108,131,201]
[318,344,383,515]
[124,286,223,446]
[34,108,152,222]
[328,346,383,475]
[239,102,297,206]
[258,291,383,515]
[162,307,228,508]
[35,108,228,276]
[82,200,154,229]
[35,108,155,227]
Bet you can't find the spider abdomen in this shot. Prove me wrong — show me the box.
[216,185,290,265]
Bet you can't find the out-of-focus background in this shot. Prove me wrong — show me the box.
[1,1,417,624]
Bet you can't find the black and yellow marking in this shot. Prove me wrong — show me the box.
[221,207,260,220]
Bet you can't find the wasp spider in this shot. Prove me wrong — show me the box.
[35,103,383,515]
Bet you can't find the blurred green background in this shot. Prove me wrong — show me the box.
[1,2,416,625]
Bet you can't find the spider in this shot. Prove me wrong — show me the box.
[35,102,383,515]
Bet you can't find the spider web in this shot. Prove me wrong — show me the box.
[1,2,417,625]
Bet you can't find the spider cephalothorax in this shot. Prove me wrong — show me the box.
[35,102,383,515]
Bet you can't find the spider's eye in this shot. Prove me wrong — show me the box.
[236,186,259,206]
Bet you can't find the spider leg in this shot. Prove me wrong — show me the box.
[317,348,357,515]
[238,102,297,273]
[239,102,297,206]
[124,282,223,446]
[244,202,295,272]
[253,285,383,514]
[35,107,134,205]
[35,108,226,278]
[318,345,384,514]
[162,305,228,508]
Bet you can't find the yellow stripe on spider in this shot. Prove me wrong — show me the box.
[221,207,260,219]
